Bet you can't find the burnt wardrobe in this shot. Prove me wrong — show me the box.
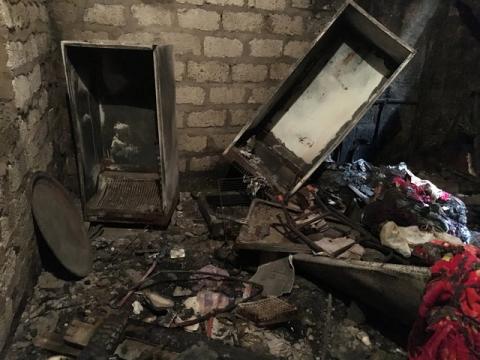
[62,42,178,226]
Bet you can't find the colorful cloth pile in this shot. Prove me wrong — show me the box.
[392,176,451,204]
[322,160,471,242]
[408,245,480,359]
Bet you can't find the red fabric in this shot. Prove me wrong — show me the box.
[391,177,452,203]
[439,192,451,202]
[412,240,464,266]
[420,319,472,360]
[408,245,480,360]
[392,177,433,203]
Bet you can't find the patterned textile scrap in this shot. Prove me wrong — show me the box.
[408,245,480,359]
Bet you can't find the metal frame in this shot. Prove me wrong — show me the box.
[224,0,415,196]
[61,41,178,226]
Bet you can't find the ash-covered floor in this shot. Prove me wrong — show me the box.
[5,193,408,360]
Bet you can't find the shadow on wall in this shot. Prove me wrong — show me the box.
[406,0,480,173]
[455,0,480,43]
[377,0,443,163]
[336,0,443,165]
[401,0,443,45]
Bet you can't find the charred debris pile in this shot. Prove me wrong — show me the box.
[14,1,480,359]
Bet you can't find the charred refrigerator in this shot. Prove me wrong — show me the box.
[62,42,178,226]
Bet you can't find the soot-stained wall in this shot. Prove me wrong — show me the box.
[0,0,74,350]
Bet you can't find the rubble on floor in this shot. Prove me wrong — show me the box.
[7,156,480,360]
[5,193,408,360]
[8,164,480,360]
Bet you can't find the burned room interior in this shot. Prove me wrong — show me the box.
[1,0,480,359]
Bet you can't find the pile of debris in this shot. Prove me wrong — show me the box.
[18,159,478,359]
[5,196,407,360]
[237,159,471,266]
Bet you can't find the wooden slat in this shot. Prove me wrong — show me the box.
[64,319,97,347]
[33,333,81,357]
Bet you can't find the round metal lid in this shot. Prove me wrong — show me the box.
[31,172,92,277]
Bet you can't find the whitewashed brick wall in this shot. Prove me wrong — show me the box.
[48,0,343,172]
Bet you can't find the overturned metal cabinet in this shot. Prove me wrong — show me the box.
[224,1,415,196]
[62,41,178,226]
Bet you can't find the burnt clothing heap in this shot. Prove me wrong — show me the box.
[317,160,471,243]
[411,240,465,266]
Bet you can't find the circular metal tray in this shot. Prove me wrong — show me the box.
[31,172,92,277]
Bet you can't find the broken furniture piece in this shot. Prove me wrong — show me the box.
[34,318,277,359]
[224,0,415,196]
[236,199,309,253]
[194,192,227,239]
[236,199,358,254]
[194,190,251,239]
[237,297,297,326]
[235,197,429,324]
[77,310,130,360]
[62,42,178,226]
[293,254,430,324]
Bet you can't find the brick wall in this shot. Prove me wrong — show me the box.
[47,0,344,173]
[0,0,71,349]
